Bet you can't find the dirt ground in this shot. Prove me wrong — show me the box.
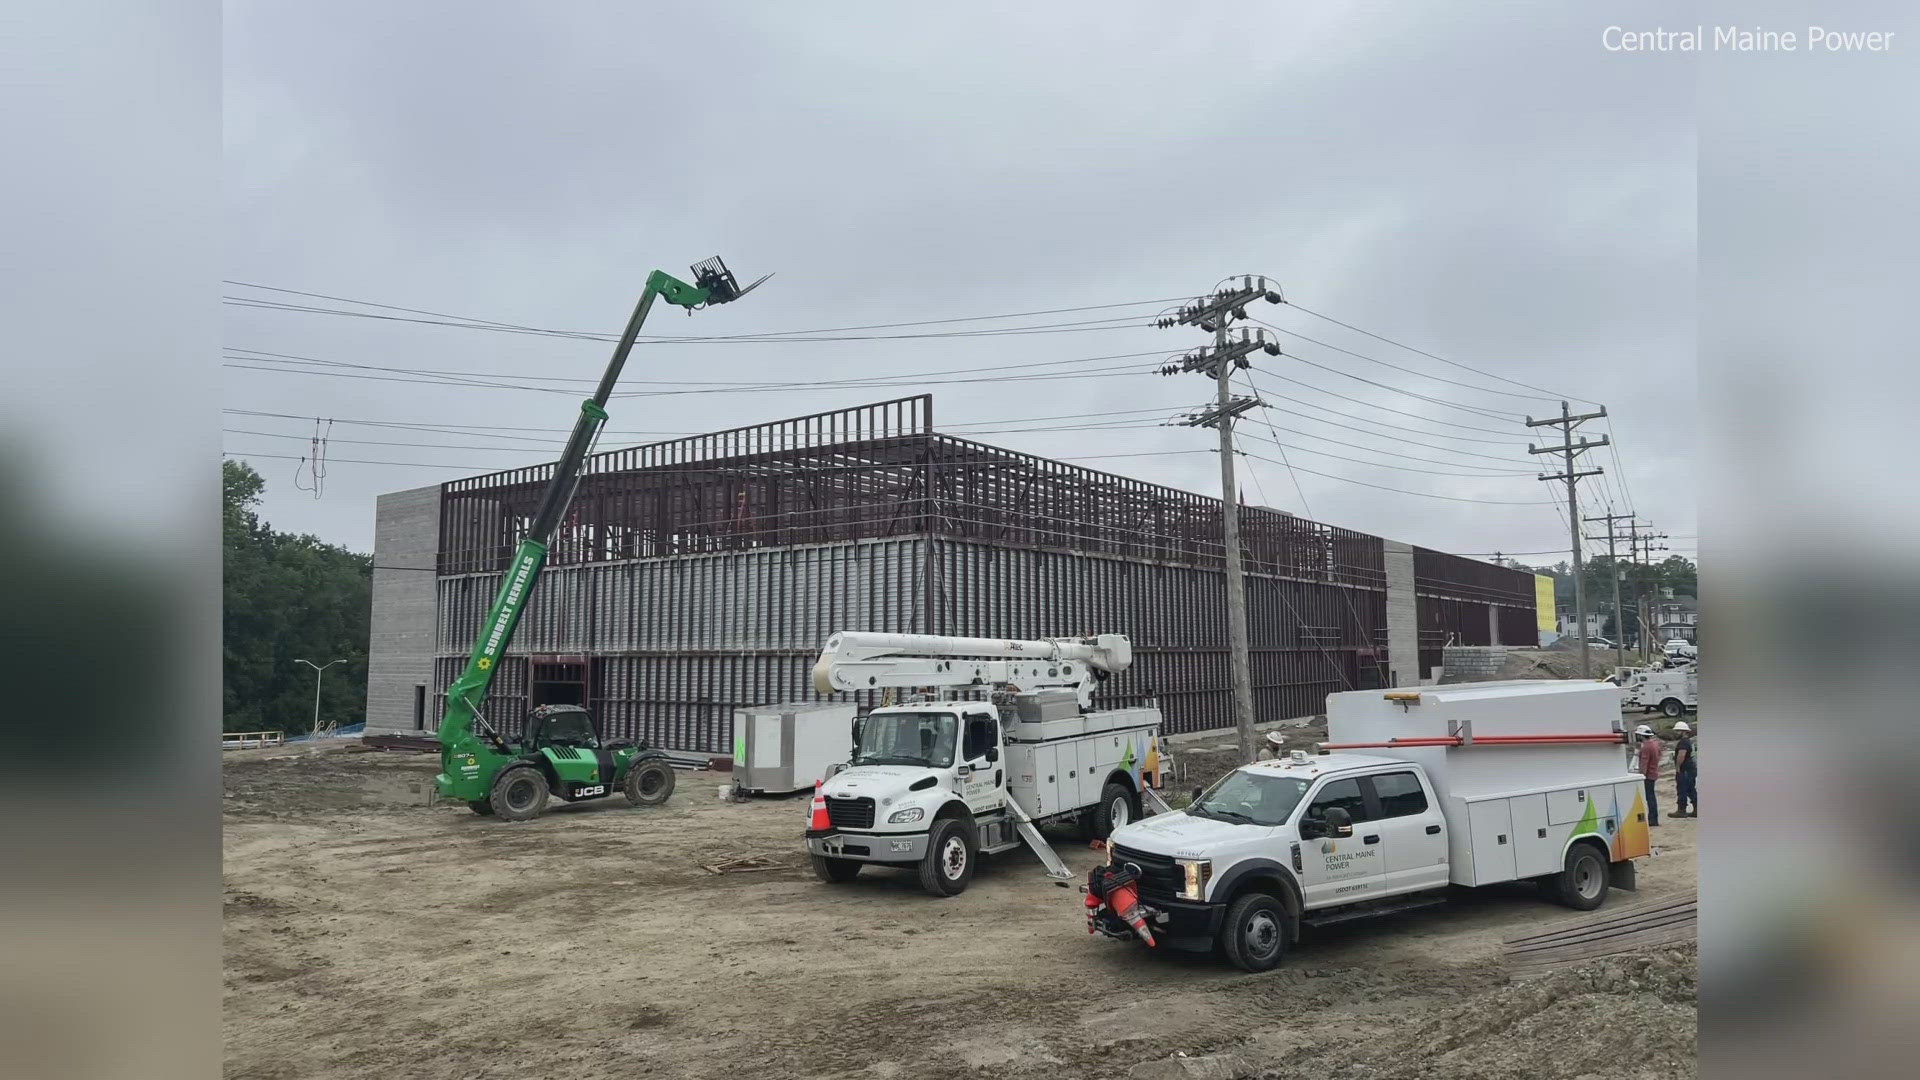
[224,721,1697,1080]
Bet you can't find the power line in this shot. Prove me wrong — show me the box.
[223,344,1166,390]
[224,279,1184,341]
[1240,453,1557,505]
[1234,430,1534,476]
[223,357,1164,397]
[1280,300,1587,402]
[223,297,1160,344]
[1253,365,1530,436]
[1260,317,1562,404]
[1253,320,1528,420]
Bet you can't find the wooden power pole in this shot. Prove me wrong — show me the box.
[1527,402,1608,679]
[1159,277,1283,765]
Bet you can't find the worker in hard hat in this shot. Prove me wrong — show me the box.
[1671,720,1697,818]
[1633,724,1663,827]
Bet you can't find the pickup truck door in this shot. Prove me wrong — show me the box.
[1294,777,1386,909]
[1362,769,1450,895]
[958,710,1003,814]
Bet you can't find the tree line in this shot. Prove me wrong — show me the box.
[223,461,371,734]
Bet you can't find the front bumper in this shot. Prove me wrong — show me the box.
[1088,894,1224,951]
[805,829,928,863]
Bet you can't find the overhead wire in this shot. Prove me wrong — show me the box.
[224,279,1185,341]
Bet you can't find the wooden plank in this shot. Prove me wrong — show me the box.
[1503,893,1697,943]
[1504,907,1698,955]
[1508,925,1696,978]
[1503,894,1696,947]
[1505,913,1696,979]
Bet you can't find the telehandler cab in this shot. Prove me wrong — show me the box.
[434,256,768,821]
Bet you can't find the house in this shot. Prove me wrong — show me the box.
[1557,611,1607,639]
[1651,591,1699,644]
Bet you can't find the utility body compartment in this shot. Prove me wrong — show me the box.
[1330,680,1652,888]
[1000,705,1162,820]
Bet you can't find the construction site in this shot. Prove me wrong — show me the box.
[223,710,1697,1080]
[366,395,1543,753]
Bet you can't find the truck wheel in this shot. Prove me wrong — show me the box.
[918,816,976,897]
[1552,843,1610,911]
[1092,782,1136,839]
[467,800,495,816]
[1660,698,1684,719]
[810,854,862,883]
[488,765,549,822]
[623,759,676,806]
[1221,893,1287,973]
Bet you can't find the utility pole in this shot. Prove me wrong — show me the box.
[295,658,347,737]
[1527,402,1609,678]
[1632,524,1668,659]
[1159,276,1283,765]
[1584,512,1633,671]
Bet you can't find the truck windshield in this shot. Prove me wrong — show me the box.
[1189,771,1310,827]
[852,712,957,769]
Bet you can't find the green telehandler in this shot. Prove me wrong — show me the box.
[434,257,769,822]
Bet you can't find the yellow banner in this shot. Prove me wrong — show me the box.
[1535,575,1556,633]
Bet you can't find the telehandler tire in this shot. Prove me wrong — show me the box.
[467,800,495,816]
[1552,843,1610,911]
[489,765,549,822]
[918,815,977,897]
[810,854,862,883]
[624,759,676,807]
[1221,892,1288,973]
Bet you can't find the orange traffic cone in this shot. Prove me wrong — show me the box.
[808,780,830,831]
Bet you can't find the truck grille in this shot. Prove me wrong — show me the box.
[1110,844,1183,899]
[826,796,876,830]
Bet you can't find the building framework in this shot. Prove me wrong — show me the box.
[368,396,1539,752]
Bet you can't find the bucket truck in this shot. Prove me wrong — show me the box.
[433,257,768,821]
[803,632,1173,896]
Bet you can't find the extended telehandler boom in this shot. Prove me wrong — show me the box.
[434,258,768,821]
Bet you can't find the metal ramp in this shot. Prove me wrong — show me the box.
[1003,799,1076,885]
[1141,786,1176,816]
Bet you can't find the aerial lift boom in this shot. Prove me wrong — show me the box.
[435,258,768,820]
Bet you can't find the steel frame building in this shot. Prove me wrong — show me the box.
[366,395,1539,751]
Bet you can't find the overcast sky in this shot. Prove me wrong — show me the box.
[223,2,1696,565]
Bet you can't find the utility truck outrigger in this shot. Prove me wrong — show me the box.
[804,632,1173,896]
[433,257,768,821]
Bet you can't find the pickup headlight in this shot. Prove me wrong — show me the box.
[1177,858,1212,901]
[887,806,926,824]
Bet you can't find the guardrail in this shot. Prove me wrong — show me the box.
[222,730,285,750]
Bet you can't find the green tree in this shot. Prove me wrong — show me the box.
[222,461,372,734]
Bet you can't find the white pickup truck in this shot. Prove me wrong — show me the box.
[1086,680,1650,971]
[803,632,1169,896]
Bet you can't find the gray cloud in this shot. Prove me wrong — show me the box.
[225,2,1696,560]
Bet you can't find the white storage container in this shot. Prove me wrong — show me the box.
[732,702,856,794]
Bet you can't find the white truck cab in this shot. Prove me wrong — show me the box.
[1089,680,1650,971]
[804,633,1168,896]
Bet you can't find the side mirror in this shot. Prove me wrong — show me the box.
[1324,807,1354,838]
[984,746,999,763]
[1299,817,1325,840]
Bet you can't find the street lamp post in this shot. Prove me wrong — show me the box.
[295,658,346,737]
